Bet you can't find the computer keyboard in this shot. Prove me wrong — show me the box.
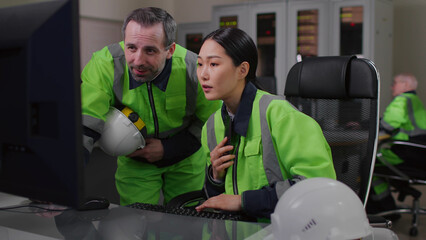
[126,202,253,222]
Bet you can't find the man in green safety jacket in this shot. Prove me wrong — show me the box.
[380,73,426,164]
[368,73,426,217]
[80,7,220,206]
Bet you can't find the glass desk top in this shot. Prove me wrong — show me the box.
[0,193,269,240]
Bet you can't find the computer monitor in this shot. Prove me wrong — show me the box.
[0,0,84,208]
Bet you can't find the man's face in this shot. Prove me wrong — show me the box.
[124,21,174,83]
[391,76,407,97]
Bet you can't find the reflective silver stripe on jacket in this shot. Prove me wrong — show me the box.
[82,114,105,134]
[259,95,290,198]
[107,43,126,102]
[108,43,199,139]
[206,94,290,197]
[206,113,217,152]
[259,95,285,184]
[380,95,426,136]
[398,96,426,137]
[183,49,201,140]
[380,119,395,132]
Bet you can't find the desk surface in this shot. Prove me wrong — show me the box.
[0,193,268,240]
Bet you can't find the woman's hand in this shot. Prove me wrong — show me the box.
[210,137,235,181]
[195,194,242,212]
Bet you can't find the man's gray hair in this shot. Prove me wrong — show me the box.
[395,73,418,90]
[122,7,176,48]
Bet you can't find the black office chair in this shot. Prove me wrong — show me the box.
[373,138,426,236]
[284,56,390,228]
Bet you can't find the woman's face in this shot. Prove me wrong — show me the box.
[197,39,246,103]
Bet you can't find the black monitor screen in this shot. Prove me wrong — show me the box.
[0,0,84,208]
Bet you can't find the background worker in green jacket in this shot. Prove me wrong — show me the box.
[381,73,426,162]
[368,73,426,218]
[194,28,336,220]
[81,7,220,206]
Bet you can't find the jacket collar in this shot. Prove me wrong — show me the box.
[221,81,257,137]
[129,57,173,91]
[404,90,416,94]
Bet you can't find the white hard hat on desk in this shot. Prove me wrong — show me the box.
[270,177,372,240]
[245,177,398,240]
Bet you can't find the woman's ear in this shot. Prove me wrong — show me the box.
[238,61,250,79]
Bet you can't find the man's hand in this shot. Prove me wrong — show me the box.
[195,194,242,212]
[127,138,164,162]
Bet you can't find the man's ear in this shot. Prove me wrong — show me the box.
[166,43,176,59]
[238,61,250,79]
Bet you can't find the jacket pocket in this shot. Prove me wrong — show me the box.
[244,136,261,157]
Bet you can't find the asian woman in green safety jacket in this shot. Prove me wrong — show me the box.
[194,28,336,221]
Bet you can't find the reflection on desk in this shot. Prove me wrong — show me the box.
[244,225,399,240]
[0,193,268,240]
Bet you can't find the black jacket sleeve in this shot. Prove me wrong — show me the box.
[204,165,225,197]
[153,129,201,167]
[242,185,279,219]
[242,176,306,219]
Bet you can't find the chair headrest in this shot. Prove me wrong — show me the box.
[284,56,378,99]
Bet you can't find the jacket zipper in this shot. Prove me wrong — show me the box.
[232,138,241,195]
[147,82,159,138]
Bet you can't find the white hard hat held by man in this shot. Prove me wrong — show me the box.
[98,106,147,157]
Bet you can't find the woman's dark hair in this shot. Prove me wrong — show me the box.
[203,28,258,83]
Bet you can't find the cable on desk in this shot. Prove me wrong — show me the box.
[0,204,71,213]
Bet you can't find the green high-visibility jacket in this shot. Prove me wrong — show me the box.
[81,42,219,159]
[381,92,426,140]
[380,91,426,165]
[201,83,336,219]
